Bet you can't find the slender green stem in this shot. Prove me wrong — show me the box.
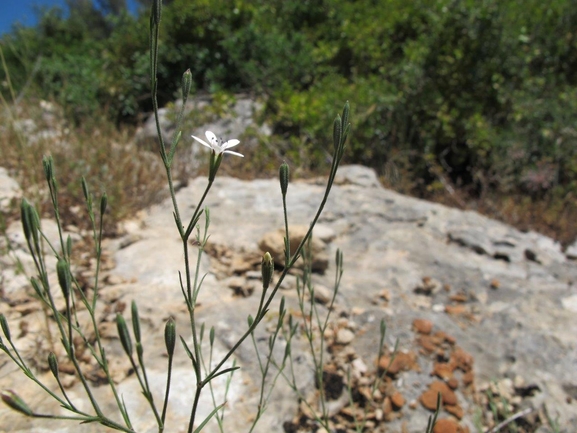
[1,347,67,409]
[184,241,202,379]
[92,201,105,311]
[282,192,290,267]
[163,164,183,234]
[184,181,213,240]
[161,352,174,427]
[53,371,76,410]
[127,353,163,428]
[187,385,204,433]
[138,350,163,430]
[204,158,342,384]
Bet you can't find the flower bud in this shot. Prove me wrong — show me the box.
[21,200,41,248]
[199,322,205,342]
[164,318,175,358]
[116,314,133,357]
[182,69,193,99]
[48,352,59,378]
[20,199,33,242]
[261,252,274,290]
[0,314,11,342]
[56,259,71,299]
[136,342,143,359]
[131,301,141,343]
[66,235,72,258]
[42,155,54,184]
[100,193,108,216]
[1,390,33,416]
[279,163,289,196]
[81,177,90,203]
[209,326,215,346]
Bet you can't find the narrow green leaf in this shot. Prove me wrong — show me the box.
[341,101,350,133]
[81,177,90,203]
[192,402,226,433]
[333,116,342,151]
[211,366,240,380]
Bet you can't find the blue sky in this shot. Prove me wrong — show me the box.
[0,0,139,36]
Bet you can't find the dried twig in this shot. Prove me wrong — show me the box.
[485,406,535,433]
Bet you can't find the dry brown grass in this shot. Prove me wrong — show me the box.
[2,97,573,248]
[0,99,167,234]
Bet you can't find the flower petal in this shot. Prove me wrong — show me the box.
[222,139,240,149]
[205,131,219,147]
[191,135,211,149]
[224,150,244,157]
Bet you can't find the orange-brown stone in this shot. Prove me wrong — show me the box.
[418,335,438,353]
[462,371,474,386]
[447,377,459,390]
[433,418,459,433]
[451,347,474,372]
[445,304,467,316]
[382,397,393,417]
[413,318,433,334]
[419,389,439,411]
[449,293,468,303]
[378,351,417,376]
[432,362,455,381]
[429,380,458,406]
[390,391,405,409]
[445,403,465,419]
[435,331,457,345]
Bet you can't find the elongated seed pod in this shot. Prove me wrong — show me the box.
[279,163,289,196]
[116,314,133,357]
[164,318,175,358]
[56,259,71,299]
[182,69,192,100]
[261,252,274,290]
[131,301,141,343]
[1,390,33,416]
[0,314,11,342]
[48,352,59,378]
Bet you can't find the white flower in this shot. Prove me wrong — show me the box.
[191,131,244,157]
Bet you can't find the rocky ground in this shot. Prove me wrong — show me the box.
[1,163,576,433]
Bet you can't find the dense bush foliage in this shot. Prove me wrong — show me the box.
[1,0,576,241]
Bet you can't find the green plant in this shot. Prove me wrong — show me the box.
[0,1,353,431]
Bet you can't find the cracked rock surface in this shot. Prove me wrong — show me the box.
[1,165,576,432]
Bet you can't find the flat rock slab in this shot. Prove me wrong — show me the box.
[1,165,576,432]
